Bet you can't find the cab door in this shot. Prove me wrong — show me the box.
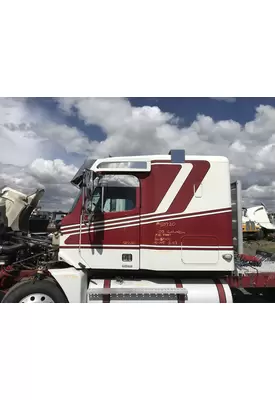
[80,174,141,270]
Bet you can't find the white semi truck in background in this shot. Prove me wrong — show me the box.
[0,149,274,303]
[242,204,275,240]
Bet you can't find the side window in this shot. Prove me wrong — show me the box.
[91,174,139,213]
[103,186,136,212]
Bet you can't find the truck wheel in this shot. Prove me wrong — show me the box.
[256,230,264,241]
[1,278,68,303]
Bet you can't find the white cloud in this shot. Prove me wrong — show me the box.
[56,98,275,210]
[1,97,275,211]
[29,159,78,184]
[0,98,97,210]
[0,99,45,167]
[210,97,237,103]
[242,182,275,209]
[0,159,78,211]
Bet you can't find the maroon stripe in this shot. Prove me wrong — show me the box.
[214,279,227,303]
[142,207,232,220]
[175,279,185,303]
[103,280,111,303]
[59,245,233,250]
[168,161,211,214]
[59,245,139,249]
[141,246,233,251]
[60,208,232,234]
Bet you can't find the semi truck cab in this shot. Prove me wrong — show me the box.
[59,150,235,273]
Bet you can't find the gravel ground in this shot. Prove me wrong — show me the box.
[243,239,275,256]
[232,289,274,303]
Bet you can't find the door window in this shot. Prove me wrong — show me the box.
[90,174,139,213]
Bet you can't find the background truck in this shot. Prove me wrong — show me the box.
[242,207,263,241]
[243,204,275,240]
[0,149,275,303]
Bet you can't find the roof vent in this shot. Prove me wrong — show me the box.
[169,149,185,163]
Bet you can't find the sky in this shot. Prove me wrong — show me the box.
[0,97,275,211]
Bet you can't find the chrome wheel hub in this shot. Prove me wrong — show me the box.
[20,293,54,303]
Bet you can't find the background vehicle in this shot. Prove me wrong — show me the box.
[242,208,263,240]
[244,204,275,239]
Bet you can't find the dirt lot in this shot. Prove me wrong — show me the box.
[243,239,275,256]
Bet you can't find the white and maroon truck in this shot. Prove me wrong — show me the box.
[0,150,274,303]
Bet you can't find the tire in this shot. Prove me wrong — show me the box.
[256,230,264,241]
[1,278,68,303]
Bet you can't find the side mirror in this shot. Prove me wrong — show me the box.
[82,169,94,209]
[84,188,101,217]
[84,198,93,214]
